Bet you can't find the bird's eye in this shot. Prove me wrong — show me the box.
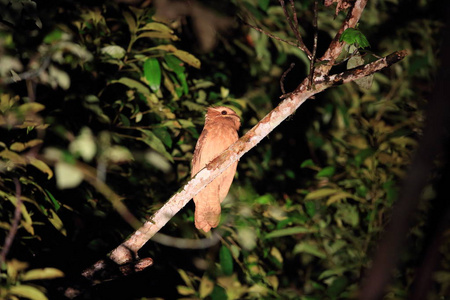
[221,110,227,115]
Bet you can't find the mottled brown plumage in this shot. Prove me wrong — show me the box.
[191,106,241,232]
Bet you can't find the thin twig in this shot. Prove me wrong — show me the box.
[0,178,23,264]
[288,0,302,44]
[308,0,319,89]
[280,63,295,94]
[242,19,301,49]
[279,0,312,58]
[0,56,51,85]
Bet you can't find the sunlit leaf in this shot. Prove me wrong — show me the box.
[29,158,54,179]
[123,11,136,33]
[176,285,195,296]
[55,162,84,189]
[150,45,201,68]
[22,268,64,281]
[47,209,67,236]
[9,284,47,300]
[293,242,326,258]
[69,127,96,162]
[10,139,43,152]
[101,45,126,59]
[270,247,283,264]
[199,275,214,298]
[266,226,317,239]
[305,188,340,200]
[138,22,174,33]
[17,103,45,115]
[177,269,193,288]
[145,151,171,173]
[111,77,150,95]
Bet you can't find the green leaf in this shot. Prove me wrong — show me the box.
[318,267,347,280]
[326,276,349,298]
[255,194,275,204]
[316,166,335,178]
[335,204,359,227]
[164,55,185,73]
[138,129,173,162]
[152,127,172,148]
[45,189,60,211]
[144,58,161,92]
[219,245,233,276]
[258,0,270,11]
[354,148,375,167]
[305,201,316,218]
[383,180,398,204]
[210,285,228,300]
[173,50,201,69]
[300,159,315,168]
[265,226,317,239]
[340,28,370,48]
[43,29,63,44]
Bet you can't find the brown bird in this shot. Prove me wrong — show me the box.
[191,106,241,232]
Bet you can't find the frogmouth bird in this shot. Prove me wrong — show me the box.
[191,106,241,232]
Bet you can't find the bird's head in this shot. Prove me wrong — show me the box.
[205,106,241,131]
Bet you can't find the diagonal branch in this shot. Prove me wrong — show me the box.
[81,50,407,279]
[279,0,312,58]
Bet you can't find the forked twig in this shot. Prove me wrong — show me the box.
[279,0,312,58]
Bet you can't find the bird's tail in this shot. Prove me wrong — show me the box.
[194,199,221,232]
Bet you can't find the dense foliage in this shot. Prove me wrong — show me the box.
[0,0,447,299]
